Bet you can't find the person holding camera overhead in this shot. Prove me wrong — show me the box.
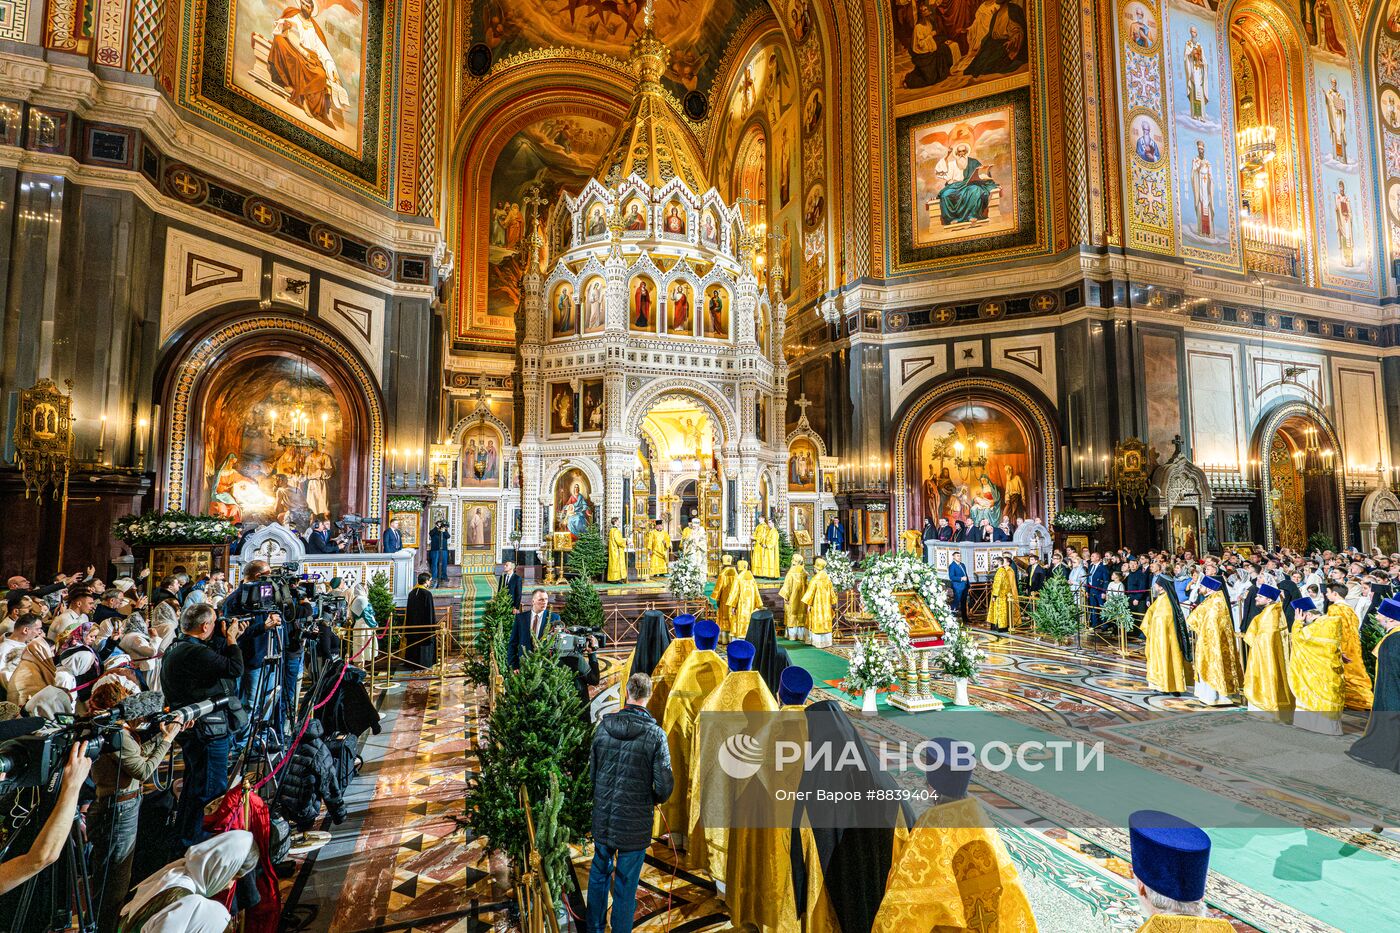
[221,560,287,742]
[161,602,246,852]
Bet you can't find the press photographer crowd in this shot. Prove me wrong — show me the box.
[0,561,381,933]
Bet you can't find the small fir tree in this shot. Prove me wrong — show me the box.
[467,634,592,880]
[1030,575,1082,640]
[1101,591,1135,633]
[1363,612,1385,680]
[567,522,608,580]
[467,586,514,687]
[562,574,605,631]
[530,770,572,909]
[367,571,395,631]
[777,529,795,574]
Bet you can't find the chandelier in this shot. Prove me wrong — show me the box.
[1237,123,1277,177]
[265,355,330,450]
[1292,425,1334,478]
[950,379,991,470]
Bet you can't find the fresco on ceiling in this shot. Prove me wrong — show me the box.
[889,0,1032,113]
[229,0,368,153]
[485,116,614,326]
[473,0,769,99]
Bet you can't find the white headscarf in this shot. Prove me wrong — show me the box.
[143,895,231,933]
[121,830,254,924]
[25,685,73,718]
[59,650,96,679]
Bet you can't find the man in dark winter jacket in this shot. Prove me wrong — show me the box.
[587,673,673,933]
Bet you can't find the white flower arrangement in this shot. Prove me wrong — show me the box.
[857,550,957,655]
[1052,508,1105,533]
[935,625,988,682]
[113,510,239,546]
[842,634,899,694]
[668,547,707,601]
[823,549,858,593]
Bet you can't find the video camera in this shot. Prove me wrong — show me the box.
[0,693,229,793]
[556,625,608,659]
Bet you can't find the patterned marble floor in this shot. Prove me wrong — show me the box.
[276,624,1400,932]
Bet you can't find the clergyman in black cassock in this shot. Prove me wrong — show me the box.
[1349,597,1400,773]
[404,574,437,670]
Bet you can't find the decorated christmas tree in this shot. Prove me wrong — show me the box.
[1030,575,1082,640]
[562,573,605,630]
[567,522,608,580]
[466,586,514,687]
[467,634,592,883]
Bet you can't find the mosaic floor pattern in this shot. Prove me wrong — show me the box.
[276,623,1400,932]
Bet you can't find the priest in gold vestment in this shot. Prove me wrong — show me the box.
[779,553,809,640]
[1324,584,1373,710]
[1241,583,1291,718]
[1143,574,1193,695]
[657,620,728,845]
[987,556,1021,633]
[645,614,697,721]
[1128,810,1233,932]
[803,558,836,648]
[606,517,628,583]
[872,737,1037,933]
[1185,577,1241,705]
[714,554,737,639]
[725,560,762,640]
[752,517,780,578]
[645,519,671,577]
[1287,596,1344,735]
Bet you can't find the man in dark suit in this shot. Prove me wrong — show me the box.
[307,519,340,554]
[508,588,560,669]
[993,519,1013,542]
[1085,553,1109,630]
[947,553,969,622]
[935,518,954,542]
[823,516,846,556]
[499,561,523,611]
[1124,558,1151,620]
[1026,554,1048,596]
[382,517,403,553]
[428,521,451,588]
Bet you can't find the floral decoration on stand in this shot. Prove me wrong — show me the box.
[857,550,956,654]
[824,549,858,592]
[668,546,707,602]
[935,625,988,682]
[1052,508,1105,533]
[113,510,239,546]
[842,634,899,695]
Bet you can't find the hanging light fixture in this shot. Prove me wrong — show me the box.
[265,353,328,451]
[1291,425,1334,478]
[951,380,990,471]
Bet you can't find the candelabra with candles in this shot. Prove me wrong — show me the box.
[835,458,892,494]
[387,447,427,488]
[1293,426,1334,479]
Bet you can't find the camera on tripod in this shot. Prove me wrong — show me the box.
[556,625,608,659]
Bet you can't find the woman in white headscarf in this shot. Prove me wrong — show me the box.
[8,637,57,706]
[348,582,377,664]
[120,830,253,931]
[139,895,231,933]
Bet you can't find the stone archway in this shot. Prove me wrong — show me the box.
[1254,401,1347,550]
[1359,487,1400,554]
[159,313,385,526]
[1147,456,1214,553]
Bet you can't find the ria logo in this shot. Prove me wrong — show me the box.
[717,733,765,779]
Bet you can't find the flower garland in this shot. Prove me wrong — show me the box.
[842,634,899,694]
[668,547,707,602]
[857,550,956,654]
[113,510,239,546]
[823,550,858,593]
[1052,508,1105,533]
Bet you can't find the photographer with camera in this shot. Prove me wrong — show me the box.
[220,560,292,742]
[162,602,245,851]
[0,742,92,896]
[85,673,186,932]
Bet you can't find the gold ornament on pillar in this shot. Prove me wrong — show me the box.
[13,378,76,499]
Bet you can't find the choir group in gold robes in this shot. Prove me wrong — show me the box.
[987,557,1021,633]
[606,518,628,583]
[1185,578,1242,705]
[645,614,697,721]
[658,619,728,845]
[1241,584,1291,719]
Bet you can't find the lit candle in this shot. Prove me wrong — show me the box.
[391,448,399,474]
[137,418,148,454]
[321,411,328,439]
[98,414,107,449]
[416,448,425,476]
